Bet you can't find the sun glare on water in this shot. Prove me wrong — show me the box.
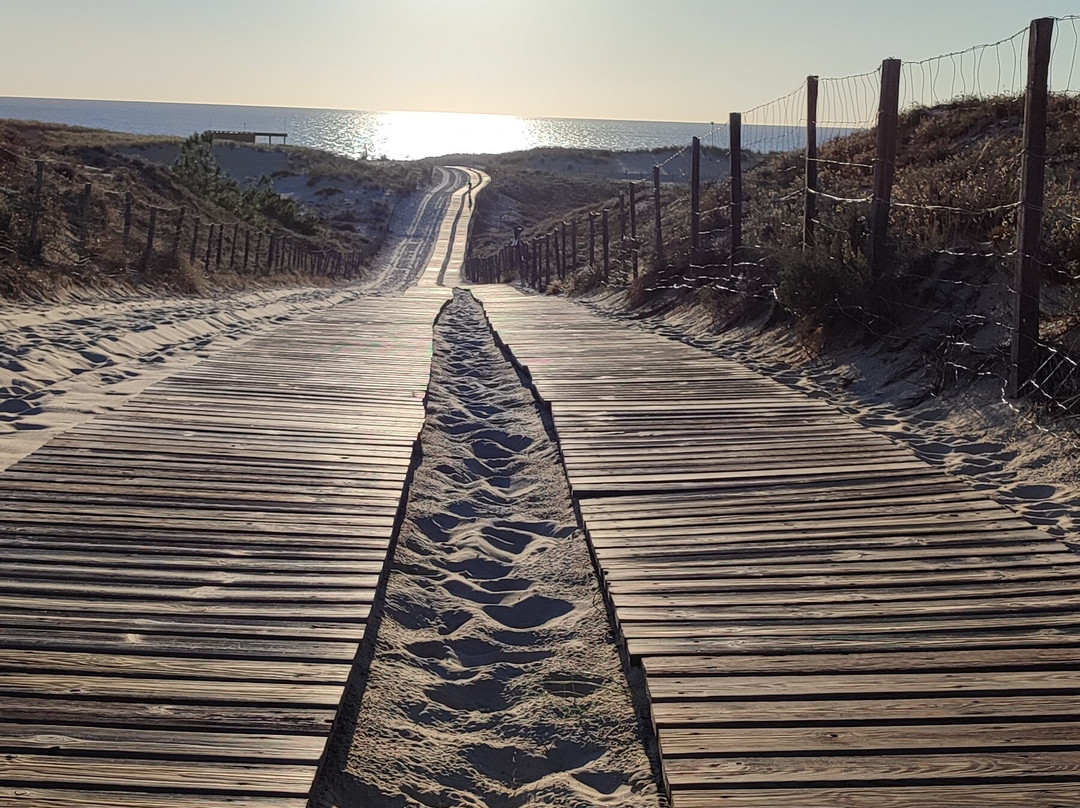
[362,111,532,160]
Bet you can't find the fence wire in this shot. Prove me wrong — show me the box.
[464,16,1080,448]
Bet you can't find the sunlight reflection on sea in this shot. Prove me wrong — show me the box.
[0,97,813,159]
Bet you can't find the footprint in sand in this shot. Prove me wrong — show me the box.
[448,637,552,667]
[414,514,460,543]
[426,677,510,713]
[479,525,536,554]
[438,556,512,580]
[541,672,605,699]
[472,429,533,453]
[574,771,628,795]
[484,594,574,629]
[464,739,603,785]
[442,578,507,605]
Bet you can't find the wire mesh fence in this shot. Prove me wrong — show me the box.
[0,142,368,292]
[465,15,1080,446]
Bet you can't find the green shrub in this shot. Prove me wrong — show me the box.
[776,248,869,318]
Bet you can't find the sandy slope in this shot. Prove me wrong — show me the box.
[314,290,662,808]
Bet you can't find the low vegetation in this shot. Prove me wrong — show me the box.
[0,120,428,301]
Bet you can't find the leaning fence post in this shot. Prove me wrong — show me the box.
[867,57,902,277]
[27,160,45,259]
[629,182,639,279]
[1010,17,1054,398]
[654,165,664,272]
[690,136,701,252]
[729,112,743,269]
[804,75,820,251]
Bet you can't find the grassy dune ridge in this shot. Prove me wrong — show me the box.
[0,120,432,300]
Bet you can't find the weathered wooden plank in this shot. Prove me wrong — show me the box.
[0,649,349,682]
[648,670,1080,700]
[651,694,1080,726]
[659,722,1080,755]
[0,723,328,761]
[0,754,317,794]
[0,673,345,706]
[669,783,1080,808]
[643,647,1080,676]
[0,789,307,808]
[664,751,1080,786]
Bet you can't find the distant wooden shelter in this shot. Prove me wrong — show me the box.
[206,130,288,145]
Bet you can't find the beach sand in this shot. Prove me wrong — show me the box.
[312,290,662,808]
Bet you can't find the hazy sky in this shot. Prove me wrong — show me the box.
[2,1,1077,121]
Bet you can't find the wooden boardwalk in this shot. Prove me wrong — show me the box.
[0,286,447,804]
[417,167,488,288]
[472,285,1080,808]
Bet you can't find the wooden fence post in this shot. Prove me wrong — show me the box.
[654,165,664,273]
[867,58,902,277]
[229,222,240,269]
[1010,17,1054,398]
[589,212,597,266]
[602,208,610,282]
[122,191,133,255]
[552,231,561,281]
[255,232,263,273]
[171,206,186,265]
[804,75,820,251]
[190,216,201,263]
[690,136,701,252]
[729,112,743,269]
[215,222,224,270]
[143,207,158,269]
[629,182,639,279]
[561,222,568,279]
[243,229,251,271]
[78,182,92,255]
[27,160,45,259]
[204,224,215,274]
[571,219,578,272]
[544,233,551,286]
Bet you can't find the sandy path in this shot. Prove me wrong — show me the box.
[314,290,662,808]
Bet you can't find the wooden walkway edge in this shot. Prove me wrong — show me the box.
[471,285,1080,808]
[0,168,480,804]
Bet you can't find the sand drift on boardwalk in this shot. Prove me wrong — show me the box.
[312,290,662,807]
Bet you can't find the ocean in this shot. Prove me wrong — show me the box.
[0,97,831,161]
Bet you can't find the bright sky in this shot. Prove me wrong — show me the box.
[1,1,1077,121]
